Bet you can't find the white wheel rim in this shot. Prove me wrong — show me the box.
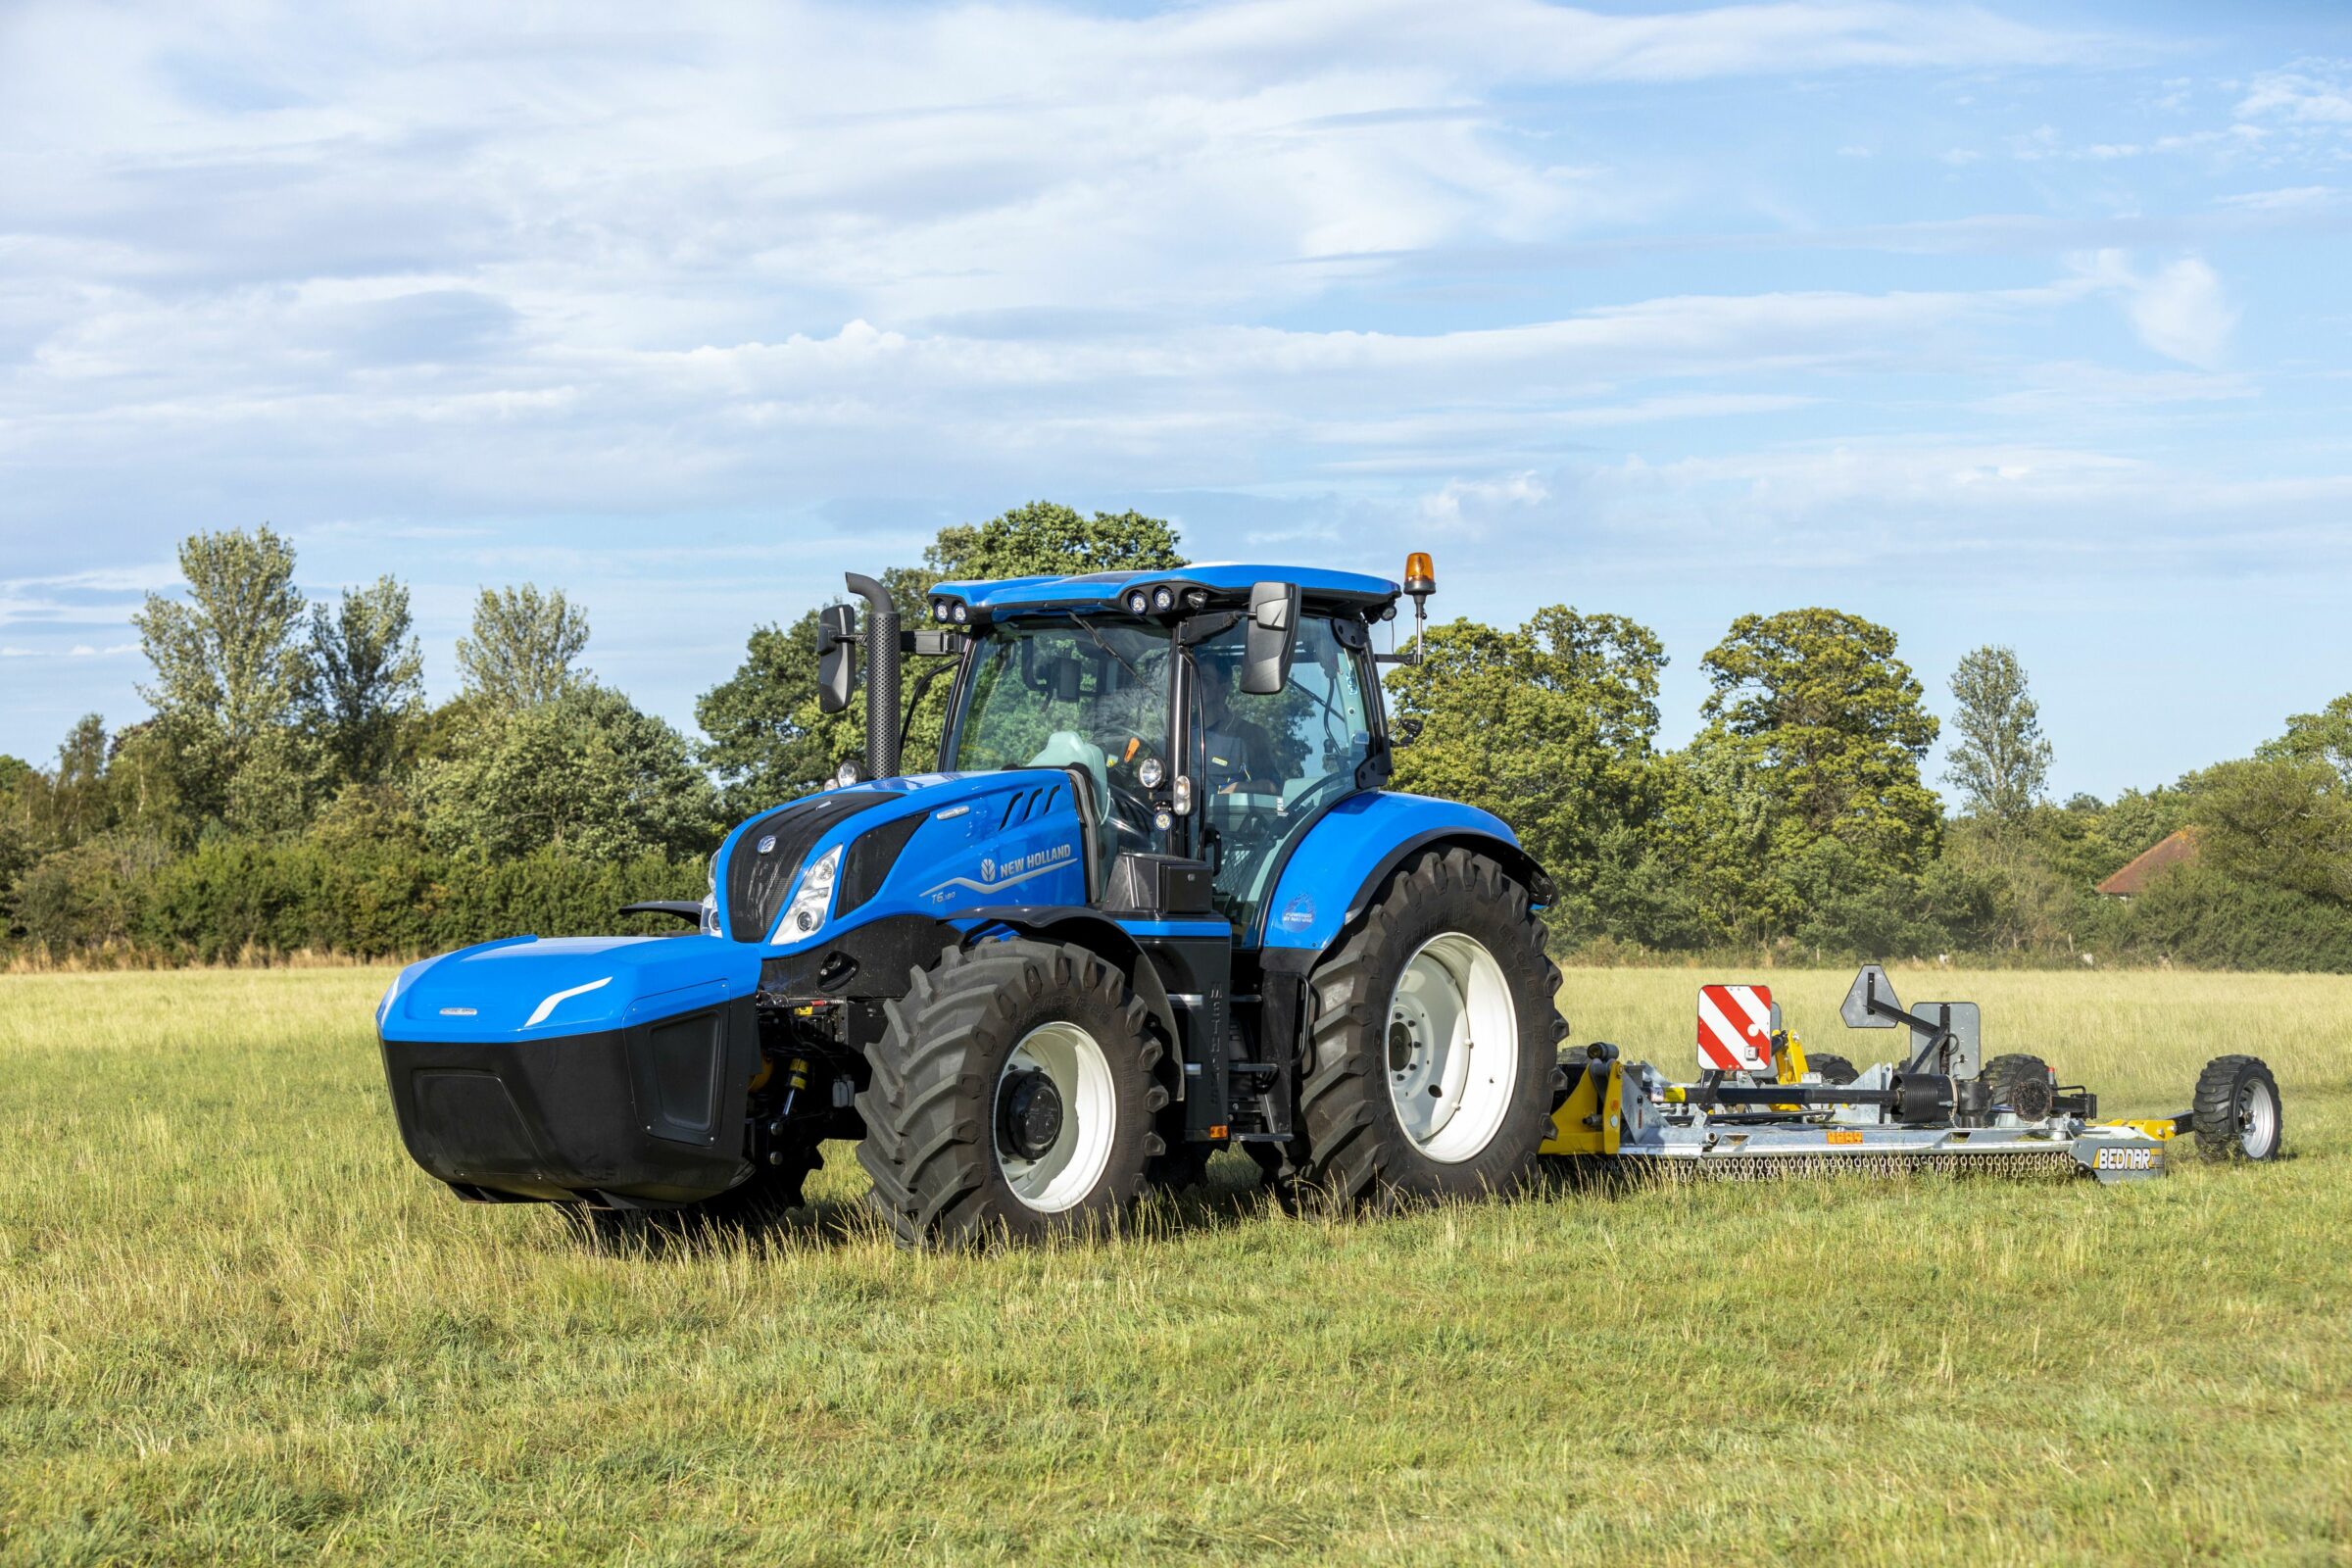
[2238,1078,2278,1157]
[994,1022,1117,1211]
[1385,932,1518,1163]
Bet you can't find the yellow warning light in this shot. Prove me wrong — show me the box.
[1404,552,1435,597]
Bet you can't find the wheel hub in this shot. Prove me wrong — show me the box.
[998,1069,1065,1161]
[1388,1019,1415,1073]
[1384,931,1519,1163]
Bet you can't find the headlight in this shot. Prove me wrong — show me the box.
[776,845,842,940]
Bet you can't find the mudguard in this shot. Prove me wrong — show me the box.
[1253,791,1548,953]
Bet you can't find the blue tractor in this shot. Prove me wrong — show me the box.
[378,557,1567,1245]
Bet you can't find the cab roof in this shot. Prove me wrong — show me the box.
[931,562,1399,614]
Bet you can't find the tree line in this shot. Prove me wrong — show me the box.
[4,506,2347,968]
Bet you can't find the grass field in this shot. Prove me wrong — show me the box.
[3,966,2348,1565]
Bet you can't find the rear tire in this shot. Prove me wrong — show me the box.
[1290,848,1563,1208]
[1981,1054,2055,1122]
[2192,1054,2282,1161]
[857,939,1161,1247]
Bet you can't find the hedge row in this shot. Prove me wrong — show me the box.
[5,834,706,964]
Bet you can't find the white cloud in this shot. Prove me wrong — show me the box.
[2237,62,2352,124]
[2075,251,2237,369]
[2125,258,2237,369]
[1419,471,1549,531]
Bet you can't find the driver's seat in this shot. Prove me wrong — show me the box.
[1027,729,1119,882]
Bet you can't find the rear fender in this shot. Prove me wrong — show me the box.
[1253,791,1551,956]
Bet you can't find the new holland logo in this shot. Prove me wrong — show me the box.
[757,834,777,854]
[923,843,1075,903]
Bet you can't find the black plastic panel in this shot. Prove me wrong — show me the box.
[837,812,925,918]
[726,792,896,942]
[381,997,760,1205]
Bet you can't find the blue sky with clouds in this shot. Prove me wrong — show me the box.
[3,0,2348,800]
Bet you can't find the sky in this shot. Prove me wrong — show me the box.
[2,0,2349,802]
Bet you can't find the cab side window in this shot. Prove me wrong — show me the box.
[1197,616,1375,930]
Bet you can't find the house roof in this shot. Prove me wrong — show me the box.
[2096,828,2200,897]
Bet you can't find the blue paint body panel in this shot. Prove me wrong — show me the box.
[1255,791,1524,950]
[1115,918,1234,939]
[932,563,1398,614]
[378,935,762,1045]
[711,770,1092,949]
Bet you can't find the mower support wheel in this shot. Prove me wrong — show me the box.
[2192,1054,2282,1162]
[1981,1054,2056,1123]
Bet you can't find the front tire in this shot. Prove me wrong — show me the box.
[1291,848,1563,1207]
[857,939,1162,1247]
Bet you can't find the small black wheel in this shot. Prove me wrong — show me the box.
[1806,1052,1860,1087]
[1981,1054,2055,1122]
[857,938,1161,1247]
[2192,1054,2283,1162]
[1291,848,1564,1208]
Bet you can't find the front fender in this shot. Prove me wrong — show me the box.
[1253,791,1549,954]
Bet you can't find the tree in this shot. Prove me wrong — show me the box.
[698,504,1187,813]
[1384,607,1666,914]
[309,576,424,784]
[132,525,311,819]
[1666,609,1942,944]
[457,584,588,710]
[1699,608,1941,865]
[413,685,720,862]
[46,715,114,847]
[1944,645,2052,822]
[2191,757,2352,906]
[2260,693,2352,787]
[0,756,36,911]
[925,502,1185,581]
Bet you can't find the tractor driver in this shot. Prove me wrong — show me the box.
[1193,651,1284,796]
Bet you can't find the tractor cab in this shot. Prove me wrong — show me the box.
[890,564,1403,941]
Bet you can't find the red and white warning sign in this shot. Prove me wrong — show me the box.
[1697,984,1775,1073]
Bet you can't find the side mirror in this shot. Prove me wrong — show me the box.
[1391,715,1424,748]
[815,604,857,714]
[1242,580,1300,696]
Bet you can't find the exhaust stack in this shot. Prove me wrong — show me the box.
[845,572,902,780]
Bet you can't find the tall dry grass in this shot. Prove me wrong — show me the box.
[2,965,2346,1564]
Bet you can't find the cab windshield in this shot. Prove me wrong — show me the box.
[951,618,1171,852]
